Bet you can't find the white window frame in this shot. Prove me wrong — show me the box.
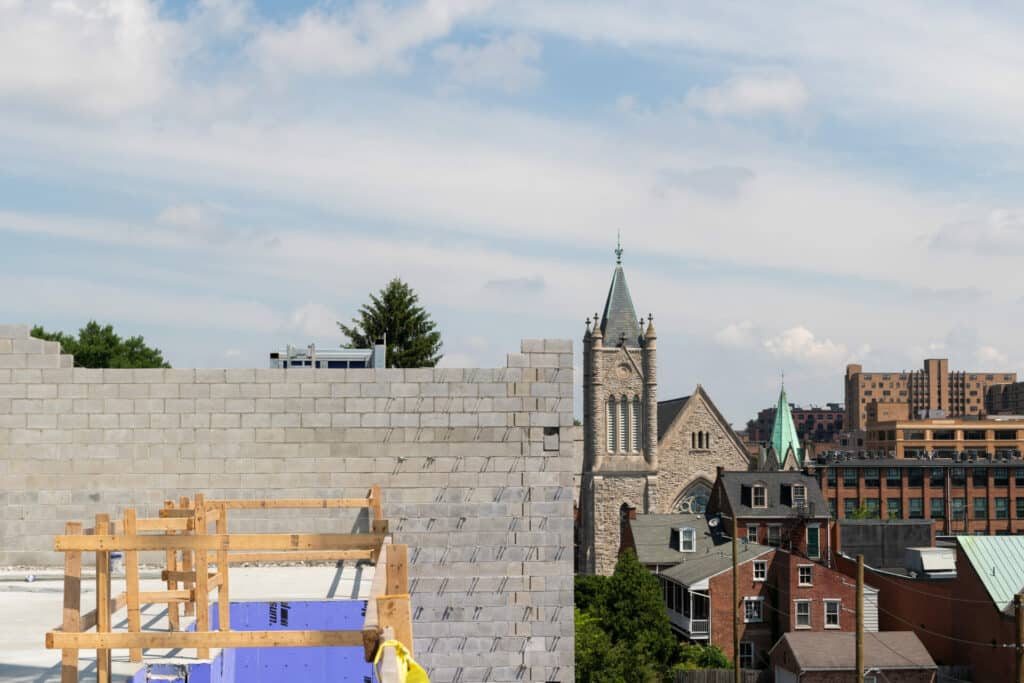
[752,484,767,508]
[739,641,754,668]
[824,599,841,628]
[746,523,758,542]
[679,526,696,552]
[752,560,767,582]
[798,564,813,586]
[743,596,764,623]
[794,599,811,629]
[792,484,807,508]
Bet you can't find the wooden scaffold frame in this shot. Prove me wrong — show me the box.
[45,486,412,683]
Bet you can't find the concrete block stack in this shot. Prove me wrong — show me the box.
[0,324,575,682]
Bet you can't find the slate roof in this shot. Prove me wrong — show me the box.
[656,396,690,441]
[957,535,1024,613]
[660,537,773,587]
[600,264,642,348]
[770,387,803,467]
[629,513,709,566]
[717,471,827,518]
[773,631,936,670]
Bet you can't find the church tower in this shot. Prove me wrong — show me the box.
[579,241,658,575]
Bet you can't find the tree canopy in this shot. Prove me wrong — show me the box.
[338,278,443,368]
[574,551,732,682]
[31,321,170,369]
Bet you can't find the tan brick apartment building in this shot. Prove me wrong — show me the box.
[844,358,1015,431]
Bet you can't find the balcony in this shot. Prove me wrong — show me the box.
[665,590,711,639]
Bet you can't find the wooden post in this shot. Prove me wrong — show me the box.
[164,500,180,630]
[124,508,143,662]
[180,496,195,617]
[95,513,112,683]
[386,544,409,595]
[733,523,740,683]
[856,554,864,683]
[61,522,82,683]
[217,502,230,632]
[194,493,210,659]
[1015,593,1024,683]
[377,595,413,656]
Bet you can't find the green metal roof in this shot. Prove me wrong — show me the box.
[770,386,803,467]
[958,535,1024,613]
[600,262,642,347]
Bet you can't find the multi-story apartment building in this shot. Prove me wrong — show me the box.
[864,413,1024,459]
[811,453,1024,535]
[844,358,1016,431]
[746,403,844,444]
[987,380,1024,414]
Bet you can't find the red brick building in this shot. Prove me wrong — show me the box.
[834,536,1021,681]
[770,631,936,682]
[747,403,844,444]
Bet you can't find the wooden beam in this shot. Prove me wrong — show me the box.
[180,496,195,618]
[95,514,111,683]
[386,544,408,596]
[47,630,366,649]
[204,498,372,510]
[216,502,230,632]
[369,486,383,521]
[123,508,142,662]
[136,517,191,532]
[163,499,181,631]
[377,594,413,657]
[60,522,81,683]
[194,493,210,659]
[158,508,197,518]
[77,593,128,633]
[54,533,387,552]
[138,590,193,603]
[227,550,374,563]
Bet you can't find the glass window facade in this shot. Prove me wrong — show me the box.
[909,498,923,518]
[887,498,901,519]
[930,498,945,519]
[974,497,988,519]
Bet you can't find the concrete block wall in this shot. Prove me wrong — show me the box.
[0,324,575,682]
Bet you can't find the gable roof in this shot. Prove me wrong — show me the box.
[600,262,642,348]
[657,396,690,441]
[715,471,827,518]
[660,537,773,586]
[628,512,710,566]
[769,386,803,467]
[773,631,935,670]
[958,535,1024,613]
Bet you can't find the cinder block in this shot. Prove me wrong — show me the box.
[12,338,43,354]
[0,354,27,369]
[520,339,544,353]
[196,369,226,383]
[0,339,12,353]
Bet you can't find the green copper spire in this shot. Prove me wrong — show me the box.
[770,383,803,467]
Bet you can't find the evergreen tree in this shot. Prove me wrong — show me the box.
[338,278,443,368]
[31,321,170,369]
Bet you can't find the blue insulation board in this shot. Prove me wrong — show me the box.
[179,601,374,683]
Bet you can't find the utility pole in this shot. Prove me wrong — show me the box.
[856,554,864,683]
[733,525,740,683]
[1015,593,1024,683]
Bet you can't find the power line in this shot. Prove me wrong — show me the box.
[838,570,997,604]
[841,604,1014,649]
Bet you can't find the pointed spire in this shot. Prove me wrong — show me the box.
[645,313,656,339]
[615,230,623,264]
[600,239,641,347]
[769,380,803,467]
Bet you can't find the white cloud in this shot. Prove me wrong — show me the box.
[930,208,1024,254]
[684,74,809,117]
[763,326,848,365]
[977,345,1009,366]
[714,321,756,348]
[433,33,542,93]
[0,0,181,115]
[284,303,342,339]
[224,348,242,359]
[250,0,490,78]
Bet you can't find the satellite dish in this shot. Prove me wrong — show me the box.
[707,517,721,529]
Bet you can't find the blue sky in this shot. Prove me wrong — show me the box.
[3,1,1024,425]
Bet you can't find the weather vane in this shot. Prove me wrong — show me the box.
[615,230,623,264]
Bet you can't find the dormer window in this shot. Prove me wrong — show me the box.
[792,485,806,509]
[671,526,696,552]
[752,484,767,508]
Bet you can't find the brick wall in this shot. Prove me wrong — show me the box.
[707,550,777,666]
[0,324,575,683]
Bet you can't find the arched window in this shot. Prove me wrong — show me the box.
[606,398,616,452]
[620,503,632,543]
[631,396,641,452]
[698,431,704,449]
[674,480,713,514]
[619,395,628,452]
[705,431,711,448]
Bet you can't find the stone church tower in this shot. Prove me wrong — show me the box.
[578,243,751,575]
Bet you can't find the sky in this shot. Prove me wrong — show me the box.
[2,1,1024,426]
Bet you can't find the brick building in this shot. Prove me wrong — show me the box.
[811,453,1024,534]
[864,412,1024,458]
[833,536,1022,681]
[844,358,1016,431]
[747,402,844,444]
[708,470,831,562]
[769,631,936,683]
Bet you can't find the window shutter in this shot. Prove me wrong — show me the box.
[606,399,615,452]
[781,485,792,507]
[741,485,751,507]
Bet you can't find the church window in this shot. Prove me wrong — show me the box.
[705,431,711,448]
[619,395,629,452]
[697,431,704,449]
[691,432,696,448]
[606,398,616,452]
[630,397,641,452]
